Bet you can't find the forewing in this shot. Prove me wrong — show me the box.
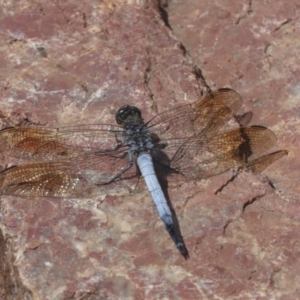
[147,88,242,139]
[0,124,122,161]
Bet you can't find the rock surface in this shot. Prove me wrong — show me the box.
[0,0,297,299]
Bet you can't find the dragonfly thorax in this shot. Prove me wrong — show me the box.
[123,123,154,153]
[116,105,153,153]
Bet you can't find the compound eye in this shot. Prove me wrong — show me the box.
[115,105,142,126]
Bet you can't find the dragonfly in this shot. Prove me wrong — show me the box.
[0,88,287,258]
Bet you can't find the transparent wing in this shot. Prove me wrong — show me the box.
[0,147,139,198]
[163,126,278,180]
[246,150,288,173]
[0,89,241,164]
[148,88,284,180]
[0,124,123,161]
[148,88,242,139]
[0,124,140,197]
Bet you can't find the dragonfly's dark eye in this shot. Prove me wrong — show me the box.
[115,105,143,126]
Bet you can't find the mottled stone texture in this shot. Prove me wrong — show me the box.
[0,0,297,299]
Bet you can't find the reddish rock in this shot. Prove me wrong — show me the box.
[0,0,296,299]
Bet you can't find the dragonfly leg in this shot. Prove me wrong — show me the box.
[101,151,134,185]
[95,141,125,154]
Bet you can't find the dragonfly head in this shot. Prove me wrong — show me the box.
[115,105,144,127]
